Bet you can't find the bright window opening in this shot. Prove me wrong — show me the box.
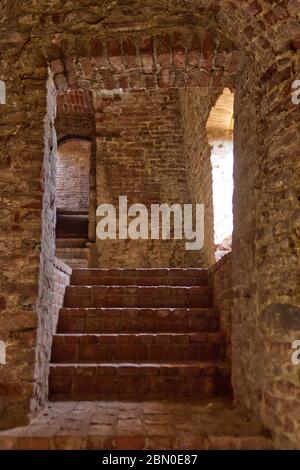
[207,88,234,260]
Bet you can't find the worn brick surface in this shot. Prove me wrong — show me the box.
[95,89,205,268]
[56,140,91,211]
[49,268,230,401]
[0,400,273,450]
[57,308,220,334]
[210,253,233,362]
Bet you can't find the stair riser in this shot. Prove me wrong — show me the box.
[57,312,219,334]
[51,342,225,363]
[71,277,208,286]
[71,269,209,284]
[56,252,89,260]
[64,287,213,308]
[49,369,231,400]
[56,239,87,249]
[61,259,89,269]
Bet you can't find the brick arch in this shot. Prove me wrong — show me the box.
[44,1,300,94]
[57,135,92,147]
[55,89,96,141]
[50,29,243,93]
[56,89,94,114]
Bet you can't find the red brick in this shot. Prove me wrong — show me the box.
[107,37,124,72]
[155,34,171,68]
[172,32,186,70]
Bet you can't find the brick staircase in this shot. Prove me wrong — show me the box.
[49,268,231,401]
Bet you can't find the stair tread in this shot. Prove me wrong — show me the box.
[72,268,208,273]
[50,361,229,368]
[62,260,88,264]
[56,239,88,241]
[59,307,217,313]
[67,285,212,289]
[53,332,223,338]
[56,248,90,252]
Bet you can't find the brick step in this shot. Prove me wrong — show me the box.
[51,333,225,363]
[56,248,90,260]
[64,286,213,308]
[56,211,88,239]
[71,268,209,286]
[49,362,231,401]
[56,238,88,249]
[57,307,220,334]
[61,259,89,269]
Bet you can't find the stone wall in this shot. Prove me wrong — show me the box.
[56,139,91,211]
[95,88,203,268]
[210,253,233,364]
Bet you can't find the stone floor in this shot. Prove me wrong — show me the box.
[0,399,273,450]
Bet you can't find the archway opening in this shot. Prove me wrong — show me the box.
[207,88,234,260]
[55,138,92,267]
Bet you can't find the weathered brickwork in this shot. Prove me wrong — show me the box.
[55,91,97,244]
[95,88,203,268]
[0,62,50,428]
[50,29,241,93]
[256,50,300,448]
[55,90,95,141]
[57,90,93,116]
[232,51,300,448]
[32,256,72,420]
[210,253,233,364]
[31,74,58,419]
[179,87,222,266]
[0,0,299,449]
[56,139,91,211]
[0,401,273,450]
[52,258,72,333]
[256,52,300,448]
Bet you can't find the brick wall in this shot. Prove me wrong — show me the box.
[95,88,203,268]
[56,139,91,211]
[31,74,58,419]
[210,253,233,363]
[179,87,222,266]
[52,258,72,333]
[253,53,300,448]
[33,254,72,418]
[232,54,300,448]
[0,61,53,428]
